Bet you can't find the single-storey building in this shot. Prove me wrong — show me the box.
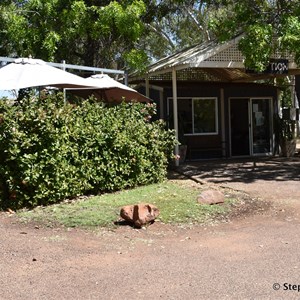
[129,35,300,163]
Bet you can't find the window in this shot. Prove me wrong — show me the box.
[168,97,218,135]
[193,98,218,134]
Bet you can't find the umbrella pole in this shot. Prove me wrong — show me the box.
[62,60,67,104]
[63,88,66,104]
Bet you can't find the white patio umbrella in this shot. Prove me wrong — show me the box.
[69,74,150,103]
[0,57,92,90]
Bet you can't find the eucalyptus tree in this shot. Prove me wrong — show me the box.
[140,0,219,61]
[140,0,300,71]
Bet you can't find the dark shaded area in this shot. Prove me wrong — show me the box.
[114,220,134,227]
[176,156,300,185]
[114,219,155,228]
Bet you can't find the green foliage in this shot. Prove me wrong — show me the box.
[0,94,177,210]
[2,0,300,73]
[209,0,300,72]
[0,0,147,70]
[278,77,293,108]
[238,24,273,72]
[123,48,149,71]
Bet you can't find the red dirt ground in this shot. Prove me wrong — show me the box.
[1,157,300,299]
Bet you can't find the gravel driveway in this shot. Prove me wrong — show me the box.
[1,156,300,300]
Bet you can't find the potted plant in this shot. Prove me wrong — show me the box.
[167,112,188,163]
[178,134,187,163]
[279,118,296,157]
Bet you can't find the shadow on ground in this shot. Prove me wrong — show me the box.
[176,156,300,185]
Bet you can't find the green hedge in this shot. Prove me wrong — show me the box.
[0,94,177,209]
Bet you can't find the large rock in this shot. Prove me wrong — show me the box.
[120,203,160,228]
[197,189,225,205]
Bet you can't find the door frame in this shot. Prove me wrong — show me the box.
[229,97,274,157]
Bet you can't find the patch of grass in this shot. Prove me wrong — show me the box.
[18,181,236,228]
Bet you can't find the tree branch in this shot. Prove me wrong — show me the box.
[146,23,176,50]
[186,9,211,41]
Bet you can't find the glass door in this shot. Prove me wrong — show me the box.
[230,98,273,157]
[251,98,272,155]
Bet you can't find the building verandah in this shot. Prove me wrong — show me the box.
[130,35,300,164]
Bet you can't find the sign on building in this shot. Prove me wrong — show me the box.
[266,59,288,74]
[246,59,289,74]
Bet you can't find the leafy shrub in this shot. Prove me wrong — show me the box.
[0,94,177,209]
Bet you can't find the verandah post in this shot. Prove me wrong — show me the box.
[172,67,179,166]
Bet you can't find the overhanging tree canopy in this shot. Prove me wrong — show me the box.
[208,0,300,72]
[1,1,300,75]
[0,0,147,70]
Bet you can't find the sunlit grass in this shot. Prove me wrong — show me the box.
[18,181,235,228]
